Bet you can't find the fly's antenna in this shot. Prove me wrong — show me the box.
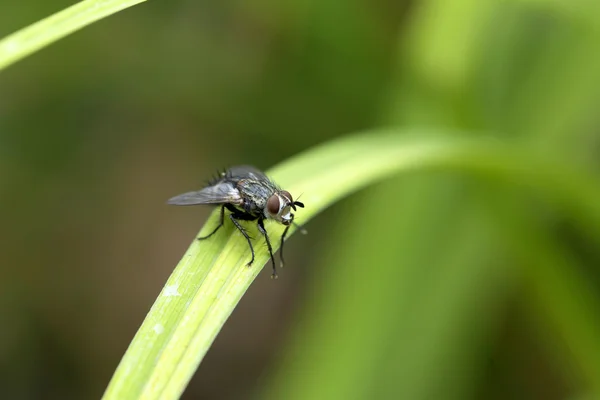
[292,193,305,210]
[291,193,306,233]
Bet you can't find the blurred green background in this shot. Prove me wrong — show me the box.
[1,0,600,399]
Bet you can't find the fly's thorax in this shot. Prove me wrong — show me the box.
[236,178,276,212]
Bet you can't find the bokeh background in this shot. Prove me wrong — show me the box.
[1,0,600,399]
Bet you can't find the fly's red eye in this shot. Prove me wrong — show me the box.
[267,195,280,214]
[280,190,293,204]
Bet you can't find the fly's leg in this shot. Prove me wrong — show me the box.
[197,205,225,240]
[257,218,277,279]
[279,223,291,268]
[229,212,256,267]
[293,221,307,235]
[279,216,307,267]
[280,212,305,268]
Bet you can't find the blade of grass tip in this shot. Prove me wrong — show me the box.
[103,129,600,400]
[0,0,147,72]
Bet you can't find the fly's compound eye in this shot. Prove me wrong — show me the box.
[267,194,280,215]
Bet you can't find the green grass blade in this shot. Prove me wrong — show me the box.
[0,0,147,72]
[262,178,514,400]
[483,189,600,392]
[103,129,600,399]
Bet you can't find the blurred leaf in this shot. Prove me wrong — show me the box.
[263,176,514,400]
[405,0,496,93]
[482,188,600,392]
[514,0,600,28]
[493,8,600,146]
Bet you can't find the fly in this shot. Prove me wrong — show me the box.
[167,165,305,278]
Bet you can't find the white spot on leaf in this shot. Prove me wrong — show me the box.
[153,324,164,335]
[163,284,181,297]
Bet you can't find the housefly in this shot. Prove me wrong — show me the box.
[167,165,304,278]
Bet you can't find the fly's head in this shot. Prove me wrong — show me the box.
[265,190,304,225]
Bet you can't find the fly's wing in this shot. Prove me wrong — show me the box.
[167,181,242,206]
[227,165,269,181]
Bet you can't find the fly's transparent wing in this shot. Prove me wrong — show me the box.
[227,165,269,181]
[167,182,242,205]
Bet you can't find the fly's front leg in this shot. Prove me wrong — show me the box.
[257,218,277,278]
[279,220,292,268]
[293,221,307,235]
[280,215,306,267]
[229,212,256,266]
[198,205,225,240]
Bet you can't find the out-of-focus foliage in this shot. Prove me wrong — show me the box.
[1,0,599,399]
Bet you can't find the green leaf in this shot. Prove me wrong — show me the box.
[0,0,147,72]
[103,129,600,399]
[262,177,513,400]
[483,188,600,390]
